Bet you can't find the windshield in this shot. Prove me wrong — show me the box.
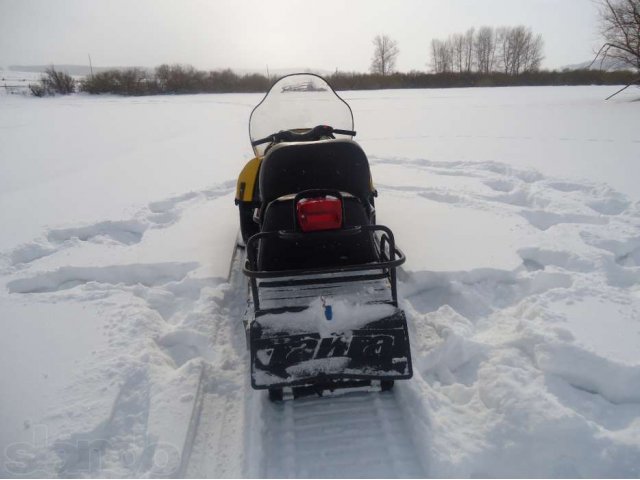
[249,74,354,156]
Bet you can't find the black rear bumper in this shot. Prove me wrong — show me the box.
[250,310,412,390]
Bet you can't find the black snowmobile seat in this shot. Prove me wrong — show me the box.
[256,139,378,271]
[259,139,374,208]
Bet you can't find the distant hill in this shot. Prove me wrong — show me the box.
[563,57,637,72]
[9,65,151,76]
[234,67,333,77]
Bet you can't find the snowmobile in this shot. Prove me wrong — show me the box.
[235,73,412,400]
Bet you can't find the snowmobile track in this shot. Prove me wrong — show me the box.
[260,390,426,478]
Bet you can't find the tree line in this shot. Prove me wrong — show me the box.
[332,69,636,90]
[429,26,544,75]
[30,64,637,98]
[82,65,270,95]
[29,65,271,96]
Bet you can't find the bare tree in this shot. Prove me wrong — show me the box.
[431,25,542,75]
[430,39,441,72]
[370,34,399,76]
[595,0,640,69]
[523,32,544,72]
[474,26,497,73]
[447,30,475,72]
[430,38,453,73]
[44,66,76,94]
[450,33,465,72]
[496,27,513,74]
[29,66,75,96]
[497,26,544,75]
[463,28,475,72]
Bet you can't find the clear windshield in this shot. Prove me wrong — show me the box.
[249,74,354,156]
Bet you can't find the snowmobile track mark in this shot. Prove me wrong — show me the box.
[179,240,249,478]
[261,391,426,478]
[175,362,207,478]
[187,387,246,477]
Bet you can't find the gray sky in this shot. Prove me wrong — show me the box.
[0,0,602,72]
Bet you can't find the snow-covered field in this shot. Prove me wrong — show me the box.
[1,85,639,477]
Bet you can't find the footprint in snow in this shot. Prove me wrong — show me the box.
[5,182,234,268]
[6,262,199,294]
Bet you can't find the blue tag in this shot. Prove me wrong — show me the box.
[324,305,333,320]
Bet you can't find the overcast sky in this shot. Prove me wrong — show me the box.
[0,0,602,72]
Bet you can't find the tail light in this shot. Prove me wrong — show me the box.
[296,196,343,232]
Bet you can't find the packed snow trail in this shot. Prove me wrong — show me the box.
[182,243,250,478]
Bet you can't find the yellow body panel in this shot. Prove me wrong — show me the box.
[236,156,262,202]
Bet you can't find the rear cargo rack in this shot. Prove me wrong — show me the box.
[243,224,405,314]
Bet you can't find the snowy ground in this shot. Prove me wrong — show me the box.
[1,85,639,477]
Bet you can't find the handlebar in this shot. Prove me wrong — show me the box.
[251,125,356,147]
